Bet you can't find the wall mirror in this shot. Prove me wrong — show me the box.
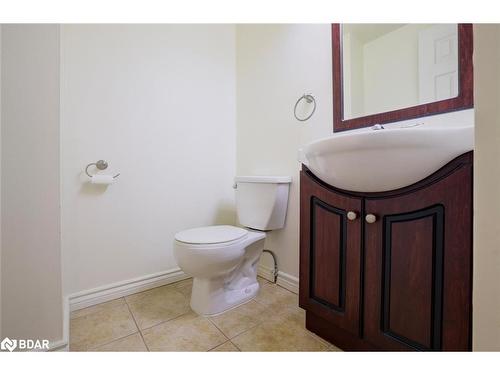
[332,24,473,132]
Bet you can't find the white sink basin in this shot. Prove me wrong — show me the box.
[300,124,474,192]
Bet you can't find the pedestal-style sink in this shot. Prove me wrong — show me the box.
[300,123,474,192]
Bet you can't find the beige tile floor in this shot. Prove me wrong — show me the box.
[70,277,341,352]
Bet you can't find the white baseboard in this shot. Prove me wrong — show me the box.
[258,264,299,294]
[68,268,190,312]
[43,268,189,352]
[276,270,299,294]
[43,297,69,352]
[48,339,68,352]
[257,263,276,283]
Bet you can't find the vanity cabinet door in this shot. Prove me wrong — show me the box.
[299,171,362,337]
[363,161,472,351]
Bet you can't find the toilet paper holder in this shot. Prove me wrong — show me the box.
[85,160,120,179]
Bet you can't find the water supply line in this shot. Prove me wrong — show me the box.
[262,249,278,284]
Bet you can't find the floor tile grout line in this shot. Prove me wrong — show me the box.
[125,283,193,333]
[230,339,243,352]
[71,290,191,351]
[124,297,150,352]
[207,300,268,342]
[231,340,242,352]
[79,328,139,352]
[305,330,340,350]
[124,278,193,302]
[252,298,269,308]
[89,332,143,352]
[207,317,231,342]
[209,340,241,352]
[226,318,268,342]
[207,339,230,352]
[70,297,128,320]
[138,310,192,333]
[227,306,322,347]
[301,330,332,349]
[70,298,137,352]
[75,278,280,352]
[229,318,328,352]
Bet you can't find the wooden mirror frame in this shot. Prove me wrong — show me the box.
[332,24,474,132]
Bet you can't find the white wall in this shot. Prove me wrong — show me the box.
[236,25,333,278]
[1,25,63,342]
[472,24,500,351]
[61,25,237,296]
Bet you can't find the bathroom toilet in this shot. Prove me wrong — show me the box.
[173,176,291,316]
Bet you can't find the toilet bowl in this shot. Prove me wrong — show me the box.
[174,225,266,316]
[173,176,291,316]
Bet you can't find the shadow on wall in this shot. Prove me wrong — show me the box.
[213,202,237,226]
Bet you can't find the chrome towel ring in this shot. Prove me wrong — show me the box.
[294,94,316,121]
[85,159,120,179]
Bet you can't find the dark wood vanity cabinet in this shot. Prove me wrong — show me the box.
[300,152,473,351]
[299,174,363,337]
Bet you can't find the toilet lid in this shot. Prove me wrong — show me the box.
[175,225,248,245]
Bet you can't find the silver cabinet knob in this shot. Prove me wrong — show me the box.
[347,211,357,221]
[365,214,377,224]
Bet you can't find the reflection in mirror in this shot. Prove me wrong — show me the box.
[342,24,459,120]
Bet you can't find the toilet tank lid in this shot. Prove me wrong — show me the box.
[234,176,292,184]
[175,225,248,244]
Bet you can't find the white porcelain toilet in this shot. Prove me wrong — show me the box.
[173,176,291,316]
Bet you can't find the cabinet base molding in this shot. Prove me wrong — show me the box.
[306,312,377,351]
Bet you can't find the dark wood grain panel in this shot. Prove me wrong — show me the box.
[306,312,378,351]
[332,24,473,132]
[300,170,362,336]
[387,216,434,348]
[311,198,344,309]
[364,159,472,351]
[382,207,444,350]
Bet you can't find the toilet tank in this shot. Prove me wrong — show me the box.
[234,176,292,231]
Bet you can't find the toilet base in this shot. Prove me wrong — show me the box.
[190,276,260,317]
[177,229,267,316]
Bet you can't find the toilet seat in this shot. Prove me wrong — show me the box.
[174,225,248,245]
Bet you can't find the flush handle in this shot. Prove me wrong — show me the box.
[365,214,377,224]
[347,211,358,221]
